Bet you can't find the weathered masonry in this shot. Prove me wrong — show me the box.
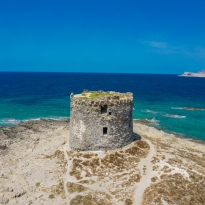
[69,91,133,151]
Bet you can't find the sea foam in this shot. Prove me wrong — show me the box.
[0,118,20,126]
[141,109,158,114]
[164,114,186,119]
[171,107,183,110]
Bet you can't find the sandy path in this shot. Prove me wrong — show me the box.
[133,139,156,205]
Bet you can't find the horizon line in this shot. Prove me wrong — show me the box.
[0,71,180,75]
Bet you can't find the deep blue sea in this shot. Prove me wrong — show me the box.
[0,72,205,141]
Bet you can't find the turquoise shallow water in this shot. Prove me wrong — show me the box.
[0,72,205,141]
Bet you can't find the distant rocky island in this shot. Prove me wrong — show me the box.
[179,70,205,77]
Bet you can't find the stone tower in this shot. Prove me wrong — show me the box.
[69,91,133,151]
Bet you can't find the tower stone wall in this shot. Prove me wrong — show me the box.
[69,91,133,151]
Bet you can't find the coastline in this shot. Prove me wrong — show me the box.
[133,121,205,152]
[133,119,194,140]
[2,117,202,143]
[1,117,204,149]
[179,75,205,77]
[1,73,205,142]
[1,119,205,204]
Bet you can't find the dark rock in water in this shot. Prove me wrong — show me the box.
[133,119,152,124]
[182,107,205,111]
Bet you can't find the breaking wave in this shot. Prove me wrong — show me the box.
[171,107,183,110]
[141,109,158,114]
[147,117,160,123]
[134,118,160,125]
[164,114,186,119]
[171,107,204,111]
[0,118,20,126]
[43,117,69,121]
[0,117,69,126]
[23,117,69,121]
[141,109,186,119]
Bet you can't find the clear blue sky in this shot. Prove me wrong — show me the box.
[0,0,205,73]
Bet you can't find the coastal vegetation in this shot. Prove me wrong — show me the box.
[76,91,130,100]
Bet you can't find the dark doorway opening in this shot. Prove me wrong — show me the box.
[103,127,107,135]
[109,112,112,115]
[101,105,108,114]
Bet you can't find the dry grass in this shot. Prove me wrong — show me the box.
[67,139,150,203]
[124,198,132,205]
[66,182,87,193]
[142,173,205,205]
[141,135,205,205]
[70,194,112,205]
[39,179,65,200]
[67,129,205,204]
[49,194,55,199]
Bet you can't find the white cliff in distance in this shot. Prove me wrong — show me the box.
[179,70,205,77]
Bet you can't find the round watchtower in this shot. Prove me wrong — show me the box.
[69,91,133,151]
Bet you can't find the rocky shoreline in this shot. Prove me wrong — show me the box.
[1,119,205,205]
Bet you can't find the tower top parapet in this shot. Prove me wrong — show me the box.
[71,90,133,101]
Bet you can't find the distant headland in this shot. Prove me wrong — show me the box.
[179,70,205,77]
